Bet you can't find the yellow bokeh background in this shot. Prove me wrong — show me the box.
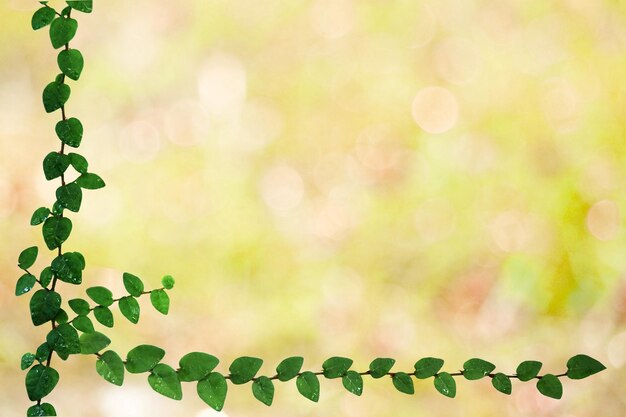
[1,0,625,416]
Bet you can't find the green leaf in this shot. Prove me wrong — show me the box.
[126,345,165,374]
[296,371,320,402]
[369,357,395,379]
[51,252,84,284]
[79,331,111,354]
[57,49,84,81]
[39,267,53,287]
[492,372,512,395]
[392,372,414,395]
[252,376,274,406]
[93,306,114,327]
[21,353,36,370]
[35,343,51,364]
[123,272,144,297]
[25,365,59,401]
[52,201,64,215]
[30,289,62,326]
[46,323,80,357]
[119,296,140,324]
[149,364,183,400]
[322,356,353,379]
[536,374,563,399]
[32,7,56,30]
[150,289,170,315]
[566,354,606,380]
[342,370,363,396]
[86,286,113,306]
[16,273,37,296]
[72,315,94,333]
[43,152,70,180]
[229,356,263,385]
[76,173,106,189]
[42,216,72,250]
[276,356,303,381]
[55,117,83,147]
[49,17,78,49]
[414,357,444,379]
[67,0,93,13]
[68,298,90,315]
[463,358,496,380]
[56,183,82,212]
[161,274,175,290]
[19,246,39,269]
[178,352,219,382]
[516,360,542,382]
[434,372,456,398]
[54,309,68,325]
[96,350,125,386]
[42,80,70,112]
[27,403,57,416]
[31,207,51,226]
[197,372,228,411]
[68,152,88,173]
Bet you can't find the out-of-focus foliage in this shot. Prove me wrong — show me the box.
[1,0,624,416]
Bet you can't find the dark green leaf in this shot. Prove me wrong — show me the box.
[68,152,88,173]
[57,49,84,81]
[342,370,363,396]
[536,374,563,399]
[434,372,456,398]
[40,267,53,287]
[19,246,39,269]
[31,207,51,226]
[30,289,62,326]
[566,354,606,380]
[150,289,170,315]
[197,372,228,411]
[67,0,93,13]
[322,356,353,379]
[252,376,274,406]
[76,173,105,189]
[369,357,395,379]
[126,345,165,373]
[16,273,37,296]
[492,372,512,395]
[27,403,57,416]
[51,252,84,284]
[463,358,496,380]
[25,365,59,401]
[43,152,69,180]
[42,216,72,250]
[55,117,83,147]
[42,80,70,112]
[21,353,36,370]
[54,308,68,325]
[93,306,114,327]
[72,315,94,333]
[56,183,82,212]
[96,350,125,386]
[79,331,111,354]
[296,371,320,402]
[46,323,80,356]
[49,17,77,49]
[516,360,542,382]
[414,357,444,379]
[178,352,219,382]
[229,356,263,385]
[161,274,175,290]
[32,7,56,30]
[119,296,140,324]
[149,364,182,400]
[123,272,144,297]
[68,298,90,315]
[392,372,414,395]
[35,343,51,363]
[276,356,303,381]
[60,6,71,16]
[86,286,113,306]
[52,201,64,215]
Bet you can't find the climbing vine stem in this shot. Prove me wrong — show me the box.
[17,1,606,416]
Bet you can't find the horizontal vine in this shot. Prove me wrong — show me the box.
[17,1,606,416]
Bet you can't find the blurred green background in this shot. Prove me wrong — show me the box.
[1,0,625,415]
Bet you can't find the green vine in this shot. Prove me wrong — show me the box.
[17,1,606,416]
